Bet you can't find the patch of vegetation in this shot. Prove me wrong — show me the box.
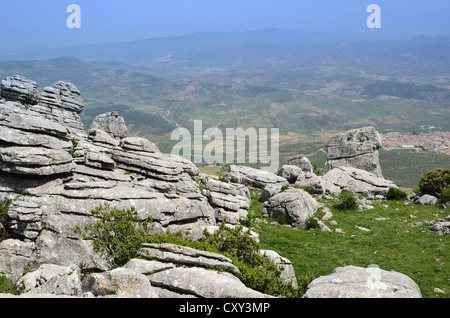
[203,222,301,298]
[334,192,359,211]
[0,273,20,295]
[75,203,302,298]
[256,199,450,298]
[379,150,449,188]
[0,197,13,242]
[419,168,450,199]
[74,204,154,268]
[439,187,450,204]
[386,187,408,201]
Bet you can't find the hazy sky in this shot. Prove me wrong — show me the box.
[1,0,450,51]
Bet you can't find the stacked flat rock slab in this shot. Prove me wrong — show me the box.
[323,126,383,178]
[0,76,216,279]
[223,165,288,189]
[201,176,251,225]
[1,76,39,105]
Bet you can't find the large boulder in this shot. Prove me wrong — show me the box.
[81,268,159,298]
[285,155,314,173]
[303,265,422,298]
[324,127,383,178]
[262,188,318,229]
[90,112,128,139]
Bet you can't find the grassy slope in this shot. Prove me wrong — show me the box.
[254,198,450,298]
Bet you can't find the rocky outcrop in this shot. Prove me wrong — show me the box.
[323,127,383,178]
[9,242,282,298]
[0,76,219,279]
[303,265,422,298]
[0,76,289,298]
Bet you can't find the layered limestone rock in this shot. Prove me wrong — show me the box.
[200,176,251,225]
[323,126,383,178]
[223,165,288,189]
[0,76,217,278]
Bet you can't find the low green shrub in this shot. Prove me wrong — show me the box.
[203,222,300,297]
[419,168,450,199]
[334,191,359,210]
[74,204,154,268]
[386,187,407,200]
[0,198,13,242]
[438,187,450,204]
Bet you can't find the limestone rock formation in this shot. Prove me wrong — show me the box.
[0,75,289,299]
[323,126,383,178]
[0,76,217,279]
[303,265,422,298]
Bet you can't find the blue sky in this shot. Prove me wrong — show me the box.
[1,0,450,51]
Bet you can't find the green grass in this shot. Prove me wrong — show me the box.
[254,198,450,298]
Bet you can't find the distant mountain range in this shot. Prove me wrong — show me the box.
[1,29,450,76]
[0,29,448,155]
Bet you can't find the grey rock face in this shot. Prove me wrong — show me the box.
[279,165,304,183]
[296,166,397,197]
[303,265,422,298]
[285,155,314,173]
[40,81,83,113]
[149,267,272,298]
[1,76,39,104]
[81,268,159,298]
[90,112,128,139]
[120,136,160,153]
[263,189,318,229]
[201,176,250,225]
[223,165,288,189]
[138,243,240,275]
[321,166,397,197]
[324,127,383,178]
